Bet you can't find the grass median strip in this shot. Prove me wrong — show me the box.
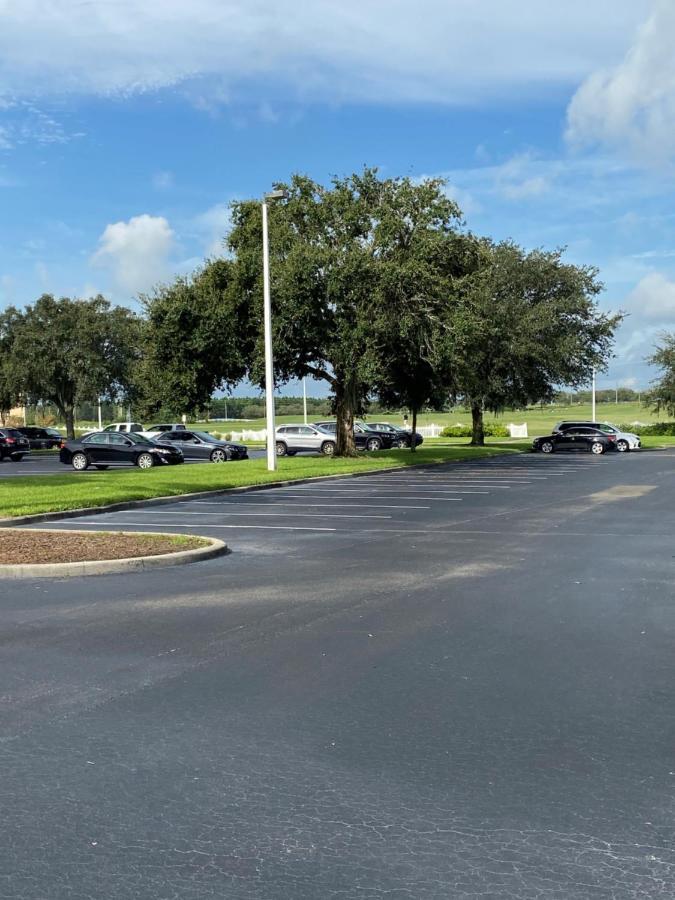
[0,443,528,519]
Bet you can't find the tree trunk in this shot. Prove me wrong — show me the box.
[470,401,485,446]
[410,405,417,452]
[334,379,358,457]
[64,405,75,440]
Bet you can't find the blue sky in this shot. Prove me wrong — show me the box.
[1,0,674,395]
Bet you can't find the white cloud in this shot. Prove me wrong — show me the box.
[187,203,233,257]
[91,214,175,296]
[624,272,675,319]
[494,153,551,200]
[0,1,649,106]
[152,171,174,190]
[567,1,675,164]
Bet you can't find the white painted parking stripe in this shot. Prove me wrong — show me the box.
[101,509,393,520]
[187,500,431,510]
[275,491,465,501]
[276,486,487,495]
[56,521,338,532]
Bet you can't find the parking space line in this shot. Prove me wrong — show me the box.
[277,486,488,495]
[188,500,431,509]
[271,492,465,501]
[101,509,393,520]
[53,521,339,532]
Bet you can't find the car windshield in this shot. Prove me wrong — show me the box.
[192,431,218,442]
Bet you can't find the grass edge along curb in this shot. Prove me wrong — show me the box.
[0,446,526,526]
[0,530,228,579]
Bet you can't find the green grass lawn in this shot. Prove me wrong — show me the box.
[0,443,528,519]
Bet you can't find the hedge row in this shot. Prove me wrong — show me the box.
[441,423,510,438]
[618,422,675,436]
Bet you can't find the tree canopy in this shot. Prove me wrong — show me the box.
[441,240,621,444]
[647,333,675,416]
[4,294,141,437]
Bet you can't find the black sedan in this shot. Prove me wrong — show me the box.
[0,427,31,461]
[17,426,63,449]
[60,432,184,470]
[368,422,424,448]
[532,427,617,455]
[313,421,394,451]
[154,430,248,462]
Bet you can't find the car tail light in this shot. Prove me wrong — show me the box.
[6,437,15,444]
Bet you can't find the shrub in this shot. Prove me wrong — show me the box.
[618,421,675,436]
[441,423,510,438]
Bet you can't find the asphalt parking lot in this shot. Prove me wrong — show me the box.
[2,450,675,898]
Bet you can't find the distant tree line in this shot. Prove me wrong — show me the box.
[1,168,625,448]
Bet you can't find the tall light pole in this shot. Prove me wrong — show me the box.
[303,377,308,425]
[262,189,287,471]
[591,368,596,421]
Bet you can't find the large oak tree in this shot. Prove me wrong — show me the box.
[5,294,141,438]
[443,240,621,445]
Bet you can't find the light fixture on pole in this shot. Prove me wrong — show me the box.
[262,189,288,472]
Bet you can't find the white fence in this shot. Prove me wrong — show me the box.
[227,429,267,442]
[508,423,528,438]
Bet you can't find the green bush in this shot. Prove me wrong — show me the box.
[441,423,510,438]
[618,421,675,436]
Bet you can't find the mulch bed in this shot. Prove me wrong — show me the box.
[0,530,207,565]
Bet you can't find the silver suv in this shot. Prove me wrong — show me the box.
[275,424,337,457]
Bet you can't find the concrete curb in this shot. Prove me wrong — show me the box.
[0,450,522,529]
[0,530,228,579]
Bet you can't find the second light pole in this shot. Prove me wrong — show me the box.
[262,189,287,471]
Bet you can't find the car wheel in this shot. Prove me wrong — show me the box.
[275,441,287,457]
[71,452,89,471]
[590,441,605,455]
[539,441,554,454]
[137,452,155,469]
[94,465,109,470]
[397,438,409,448]
[366,438,382,452]
[9,454,25,462]
[321,441,336,456]
[616,439,629,452]
[210,448,227,463]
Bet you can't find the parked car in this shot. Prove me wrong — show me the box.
[16,426,63,449]
[313,421,391,451]
[154,430,248,461]
[0,427,31,461]
[553,420,640,452]
[60,432,184,470]
[103,422,145,434]
[275,424,337,457]
[532,427,617,455]
[368,421,424,448]
[142,423,188,438]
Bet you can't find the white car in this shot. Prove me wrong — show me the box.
[553,421,641,452]
[275,424,337,457]
[103,422,144,434]
[141,423,188,439]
